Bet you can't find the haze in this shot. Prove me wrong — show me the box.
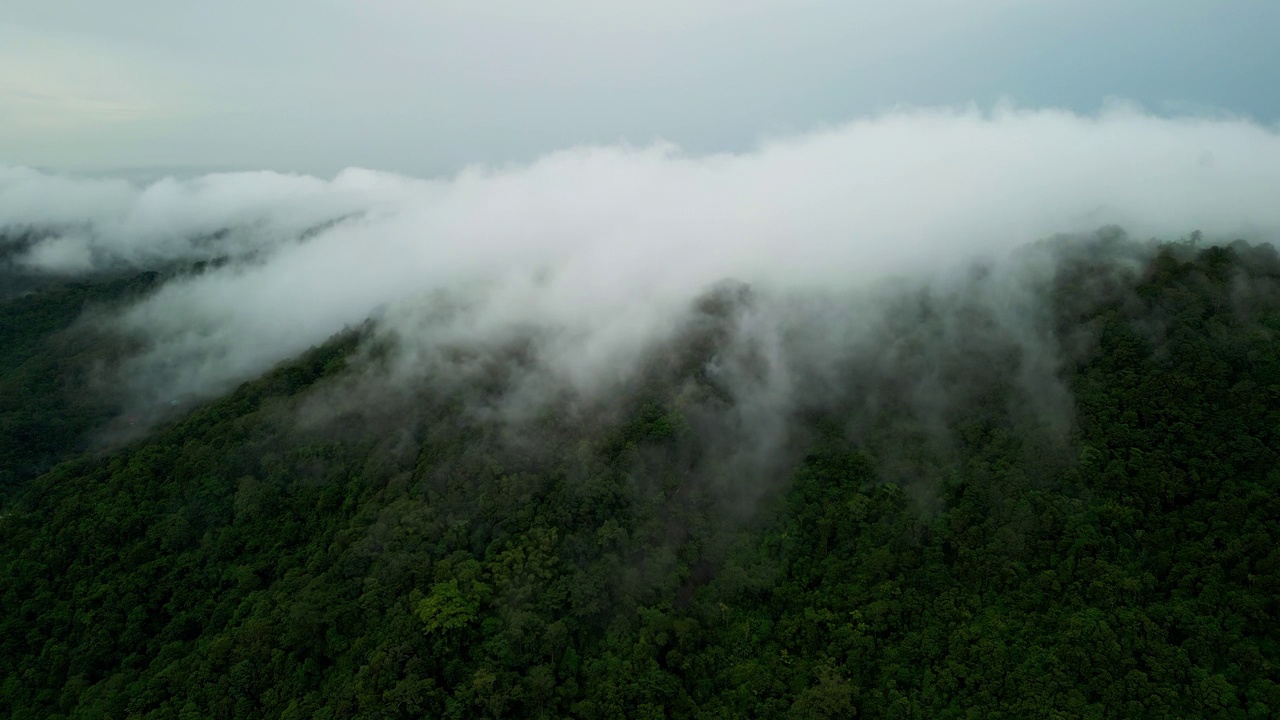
[4,106,1280,414]
[3,1,1279,177]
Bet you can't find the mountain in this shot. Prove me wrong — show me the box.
[2,231,1280,719]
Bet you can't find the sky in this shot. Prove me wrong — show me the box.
[3,1,1279,177]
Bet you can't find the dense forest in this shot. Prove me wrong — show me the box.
[2,230,1280,718]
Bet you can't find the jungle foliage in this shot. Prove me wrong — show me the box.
[2,233,1279,718]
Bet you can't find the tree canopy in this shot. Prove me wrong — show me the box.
[2,233,1279,718]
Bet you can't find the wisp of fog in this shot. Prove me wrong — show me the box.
[3,104,1280,418]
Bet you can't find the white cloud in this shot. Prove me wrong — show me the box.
[18,233,95,273]
[5,104,1280,408]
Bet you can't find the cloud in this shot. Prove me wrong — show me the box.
[0,165,407,270]
[17,232,96,273]
[5,104,1280,416]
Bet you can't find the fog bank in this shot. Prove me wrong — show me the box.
[3,104,1279,413]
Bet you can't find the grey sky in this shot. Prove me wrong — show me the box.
[2,1,1278,177]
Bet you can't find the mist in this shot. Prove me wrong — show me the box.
[4,104,1280,424]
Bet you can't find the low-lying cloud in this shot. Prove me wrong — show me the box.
[4,103,1280,418]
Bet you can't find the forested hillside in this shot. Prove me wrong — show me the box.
[0,268,160,494]
[2,233,1280,719]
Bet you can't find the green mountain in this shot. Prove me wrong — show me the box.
[2,232,1279,719]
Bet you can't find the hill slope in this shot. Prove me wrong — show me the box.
[2,234,1280,719]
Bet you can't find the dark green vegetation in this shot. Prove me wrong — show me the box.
[0,268,160,495]
[3,233,1280,718]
